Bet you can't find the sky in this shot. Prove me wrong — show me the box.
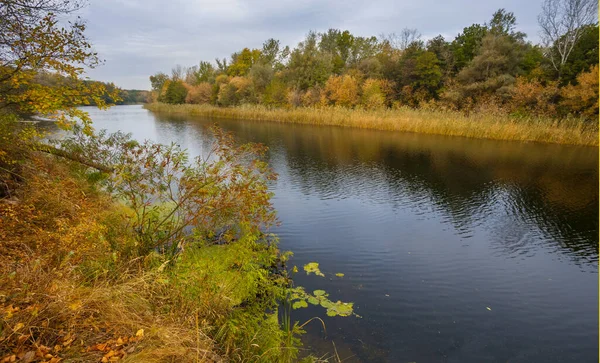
[79,0,545,90]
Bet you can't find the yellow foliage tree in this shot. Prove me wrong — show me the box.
[361,79,386,109]
[560,65,599,119]
[0,1,117,130]
[185,82,212,104]
[509,77,559,117]
[324,75,359,107]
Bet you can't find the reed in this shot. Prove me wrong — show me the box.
[144,103,599,146]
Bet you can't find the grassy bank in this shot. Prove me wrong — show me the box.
[144,103,599,146]
[0,117,336,362]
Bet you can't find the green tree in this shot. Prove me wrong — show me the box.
[287,32,334,90]
[426,35,453,77]
[150,72,169,93]
[249,63,274,95]
[414,51,443,97]
[455,34,525,101]
[487,8,526,40]
[451,24,488,73]
[164,80,188,104]
[555,25,599,85]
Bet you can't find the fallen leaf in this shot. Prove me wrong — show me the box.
[486,307,492,311]
[21,351,35,363]
[135,329,144,337]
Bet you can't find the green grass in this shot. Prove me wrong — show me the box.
[145,103,599,146]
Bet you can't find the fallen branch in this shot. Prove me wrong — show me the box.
[33,143,114,173]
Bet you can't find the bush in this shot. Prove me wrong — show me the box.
[184,82,212,104]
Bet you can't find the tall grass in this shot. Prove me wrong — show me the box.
[145,103,599,146]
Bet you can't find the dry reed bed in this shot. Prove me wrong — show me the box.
[144,103,599,146]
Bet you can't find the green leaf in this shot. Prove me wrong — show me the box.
[313,289,326,296]
[292,300,308,309]
[335,273,344,277]
[307,296,319,305]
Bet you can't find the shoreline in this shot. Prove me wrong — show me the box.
[143,103,598,147]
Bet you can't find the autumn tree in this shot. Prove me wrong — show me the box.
[324,75,359,107]
[560,64,598,118]
[185,82,212,104]
[0,0,114,125]
[227,48,262,77]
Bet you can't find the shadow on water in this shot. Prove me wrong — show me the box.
[83,106,597,363]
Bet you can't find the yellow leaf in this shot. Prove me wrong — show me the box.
[14,322,24,331]
[135,329,144,337]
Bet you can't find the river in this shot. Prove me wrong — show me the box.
[82,105,598,363]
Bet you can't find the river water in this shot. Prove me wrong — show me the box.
[83,105,598,363]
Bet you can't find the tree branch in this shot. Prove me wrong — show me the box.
[33,143,114,173]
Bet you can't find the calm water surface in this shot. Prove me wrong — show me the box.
[84,105,598,363]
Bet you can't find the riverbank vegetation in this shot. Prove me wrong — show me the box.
[0,1,350,361]
[147,2,598,145]
[144,102,597,146]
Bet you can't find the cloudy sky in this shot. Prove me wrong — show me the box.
[79,0,545,90]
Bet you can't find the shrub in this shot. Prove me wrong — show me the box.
[184,82,212,104]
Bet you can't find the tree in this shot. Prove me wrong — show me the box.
[185,82,212,104]
[324,75,359,107]
[555,24,599,84]
[380,28,421,51]
[0,0,113,126]
[260,38,281,66]
[538,0,598,79]
[414,51,442,97]
[487,8,526,40]
[227,48,262,76]
[451,24,488,73]
[286,32,334,90]
[454,34,525,102]
[426,35,453,77]
[560,64,598,118]
[361,79,386,109]
[150,72,169,93]
[164,80,188,104]
[249,63,274,95]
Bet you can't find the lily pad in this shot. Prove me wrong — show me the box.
[292,300,308,309]
[303,262,325,277]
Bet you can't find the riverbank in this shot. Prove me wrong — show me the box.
[0,117,319,362]
[144,103,599,146]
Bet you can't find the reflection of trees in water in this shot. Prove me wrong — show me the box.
[156,114,599,264]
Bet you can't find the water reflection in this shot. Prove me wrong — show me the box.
[155,113,598,266]
[83,106,597,363]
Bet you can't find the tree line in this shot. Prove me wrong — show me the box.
[150,2,598,122]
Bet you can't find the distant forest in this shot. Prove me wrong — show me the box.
[149,5,598,122]
[87,81,150,105]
